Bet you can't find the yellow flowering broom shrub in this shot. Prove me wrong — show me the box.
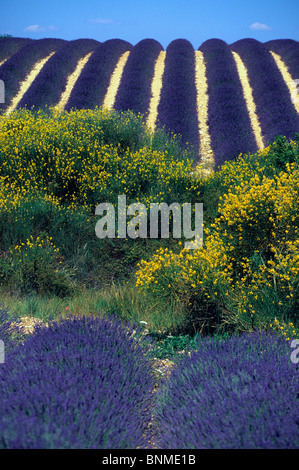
[0,107,200,293]
[0,233,74,296]
[136,154,299,335]
[0,106,195,209]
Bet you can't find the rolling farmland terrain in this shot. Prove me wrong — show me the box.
[0,36,299,449]
[1,36,299,167]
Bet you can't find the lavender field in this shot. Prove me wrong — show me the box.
[0,35,298,450]
[1,37,298,167]
[1,310,298,449]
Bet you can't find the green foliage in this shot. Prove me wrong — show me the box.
[264,134,299,171]
[0,233,74,297]
[0,107,200,296]
[0,106,298,343]
[136,137,299,337]
[146,331,200,359]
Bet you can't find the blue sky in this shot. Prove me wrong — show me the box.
[1,0,298,49]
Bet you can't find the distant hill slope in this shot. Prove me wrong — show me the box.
[0,37,298,166]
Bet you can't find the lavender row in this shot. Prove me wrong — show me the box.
[65,39,132,111]
[230,38,299,145]
[1,306,297,449]
[18,39,100,110]
[153,331,298,449]
[0,37,33,63]
[0,307,26,353]
[265,39,299,82]
[113,39,163,116]
[156,39,200,152]
[0,314,156,449]
[0,38,66,112]
[198,39,258,166]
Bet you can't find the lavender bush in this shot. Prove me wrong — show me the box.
[0,38,66,112]
[65,39,132,111]
[0,306,25,352]
[156,39,200,152]
[199,39,258,166]
[0,37,32,63]
[153,331,299,449]
[0,314,156,449]
[265,39,299,80]
[114,39,163,116]
[17,39,99,110]
[230,38,299,145]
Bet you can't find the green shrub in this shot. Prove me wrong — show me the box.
[0,234,74,297]
[136,139,299,336]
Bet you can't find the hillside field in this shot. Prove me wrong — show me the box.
[1,37,299,168]
[0,36,298,449]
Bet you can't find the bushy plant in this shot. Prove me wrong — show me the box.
[198,38,258,166]
[0,233,74,296]
[152,330,299,449]
[136,139,299,335]
[65,39,132,112]
[0,306,25,352]
[145,329,201,359]
[0,314,156,449]
[157,39,199,151]
[230,39,299,144]
[264,134,299,171]
[0,107,202,294]
[0,106,196,207]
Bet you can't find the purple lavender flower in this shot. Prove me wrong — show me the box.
[199,38,258,166]
[0,38,66,112]
[114,39,163,116]
[65,39,132,111]
[0,37,33,63]
[0,314,156,449]
[230,38,299,146]
[0,306,25,353]
[265,39,299,82]
[18,39,99,110]
[156,39,200,153]
[153,331,299,449]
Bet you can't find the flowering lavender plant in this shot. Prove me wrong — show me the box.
[0,38,65,111]
[65,39,132,111]
[157,39,200,152]
[230,38,299,145]
[0,314,156,449]
[265,39,299,79]
[0,37,32,63]
[199,38,257,166]
[0,306,25,352]
[114,38,163,115]
[153,330,299,449]
[18,39,99,110]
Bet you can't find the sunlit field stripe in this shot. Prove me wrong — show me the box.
[270,51,299,115]
[102,51,130,110]
[194,50,215,175]
[55,51,93,111]
[232,51,264,150]
[146,50,166,132]
[5,51,55,115]
[0,58,8,68]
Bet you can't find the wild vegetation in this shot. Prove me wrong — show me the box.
[1,37,299,166]
[0,34,298,448]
